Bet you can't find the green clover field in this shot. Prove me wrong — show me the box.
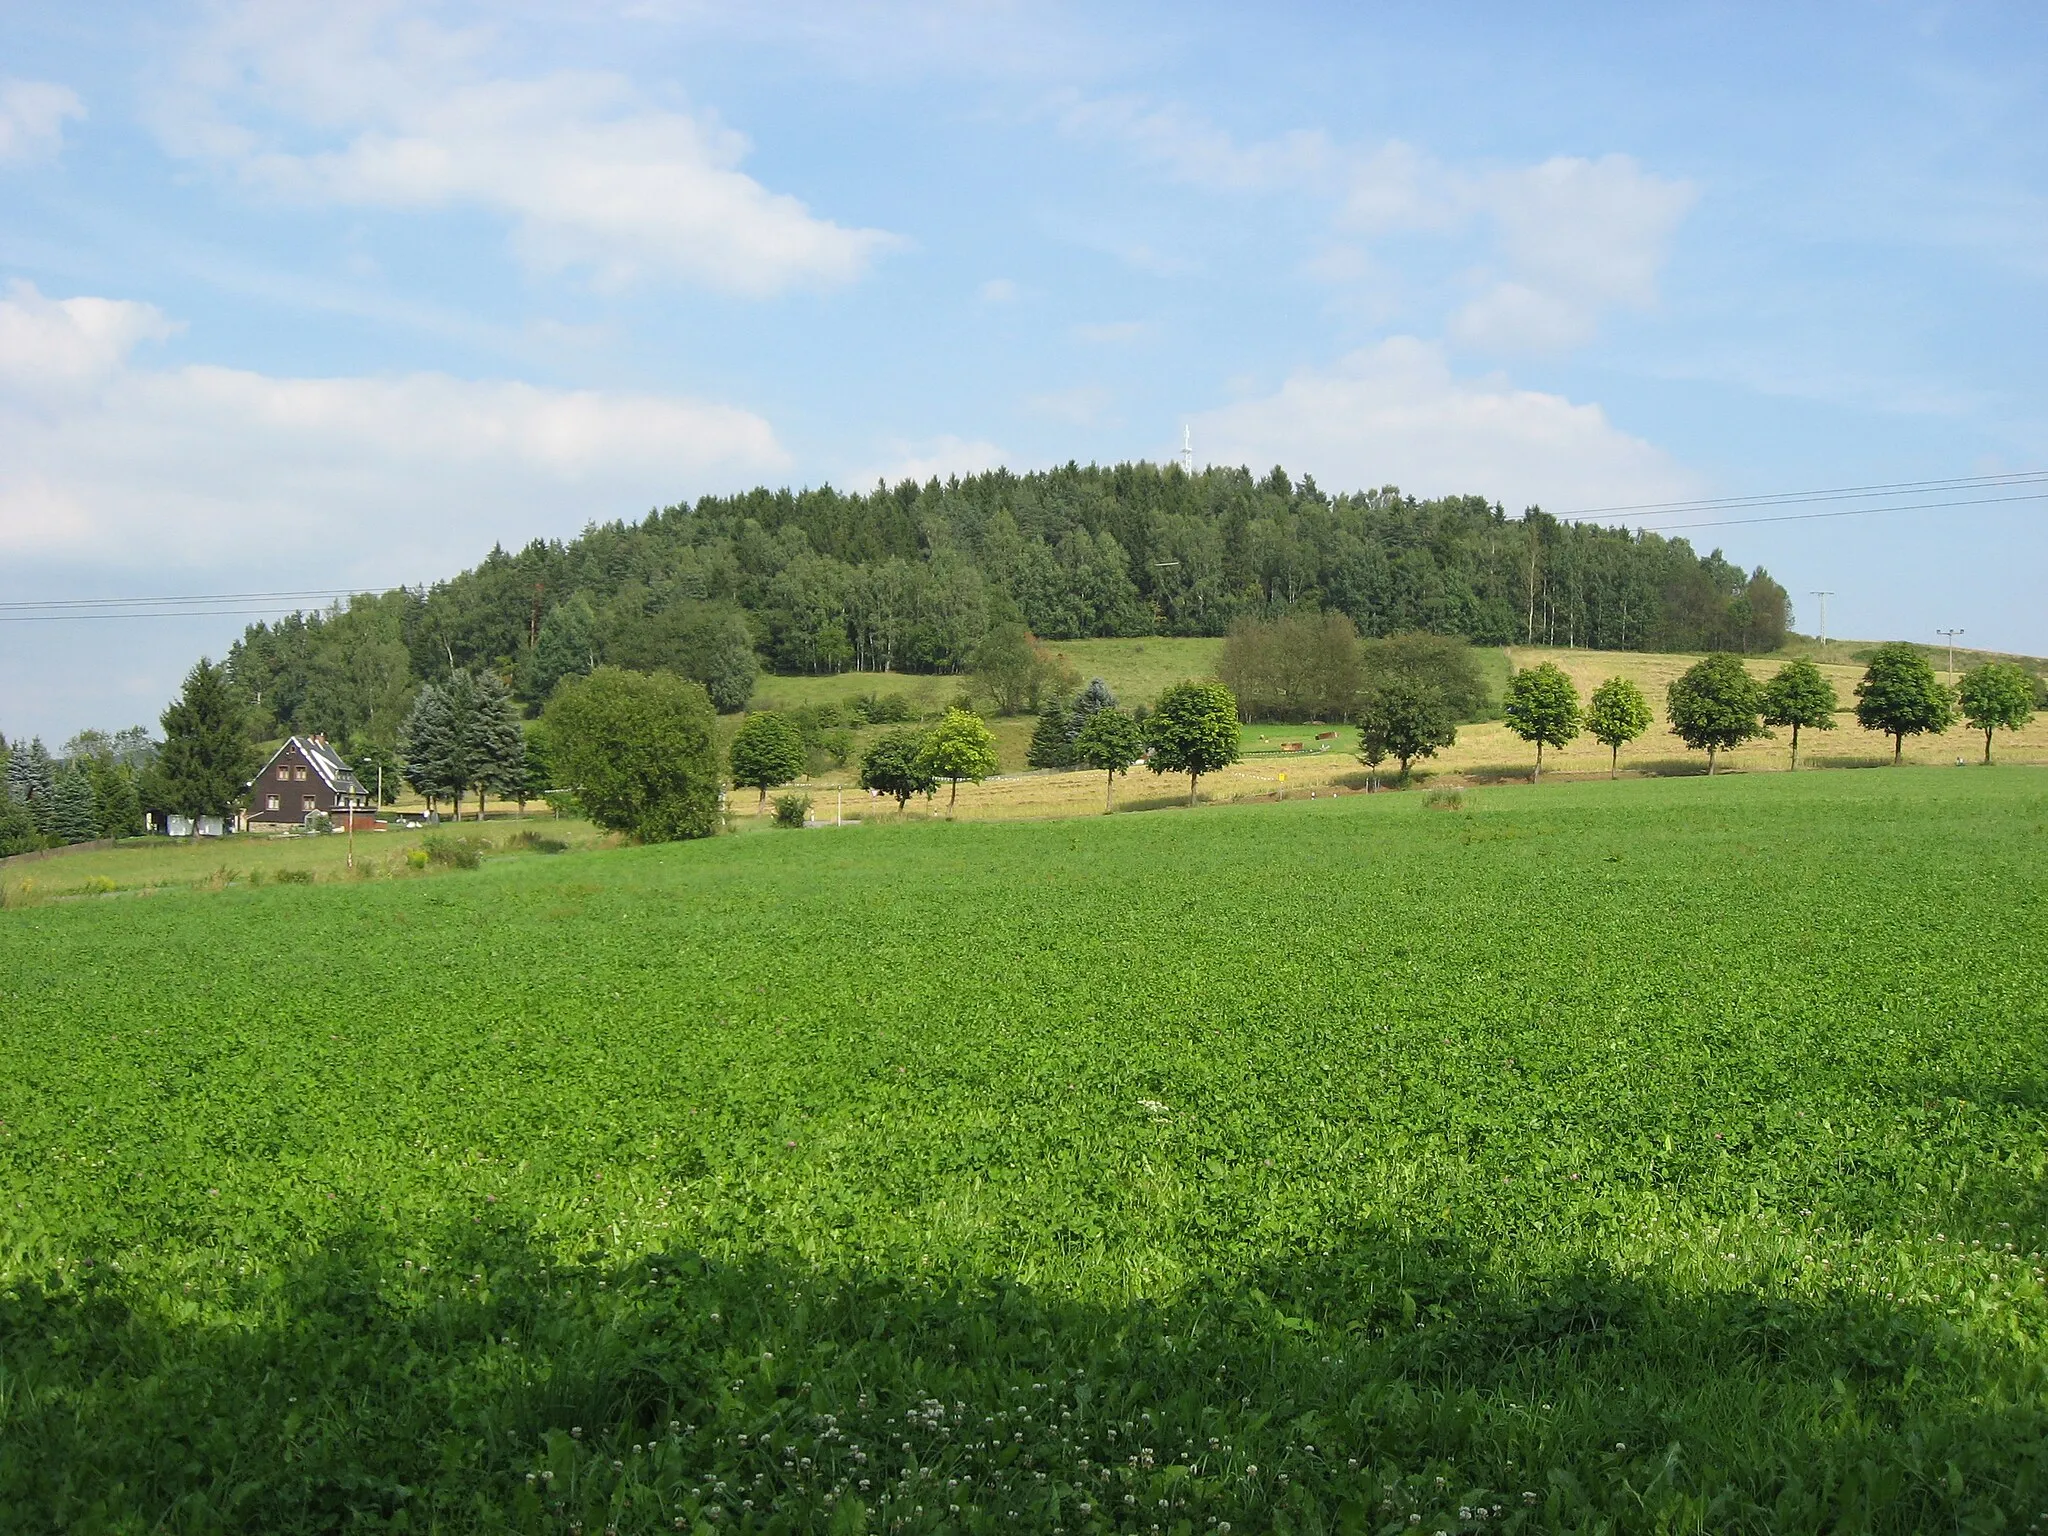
[3,768,2045,1534]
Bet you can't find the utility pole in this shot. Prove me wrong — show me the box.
[1937,628,1965,686]
[1810,591,1833,649]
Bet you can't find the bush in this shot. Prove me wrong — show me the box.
[851,691,918,726]
[544,668,723,843]
[273,868,315,885]
[771,793,812,828]
[404,847,429,871]
[508,829,568,854]
[302,810,333,836]
[421,834,486,869]
[80,875,117,894]
[1424,787,1467,811]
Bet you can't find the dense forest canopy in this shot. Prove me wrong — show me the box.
[228,461,1791,744]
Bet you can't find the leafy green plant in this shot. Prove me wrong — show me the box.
[272,867,314,885]
[770,792,811,828]
[1587,676,1653,778]
[5,770,2048,1533]
[421,833,486,869]
[1667,653,1767,773]
[1503,661,1582,780]
[1423,786,1466,810]
[508,829,569,854]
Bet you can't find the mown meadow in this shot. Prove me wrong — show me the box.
[3,768,2046,1533]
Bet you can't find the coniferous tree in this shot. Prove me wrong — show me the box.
[85,757,144,839]
[147,660,257,821]
[49,762,99,844]
[518,594,599,709]
[0,788,38,855]
[1026,696,1078,769]
[7,736,55,831]
[468,669,527,820]
[401,680,459,814]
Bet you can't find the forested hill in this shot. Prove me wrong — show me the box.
[227,460,1790,738]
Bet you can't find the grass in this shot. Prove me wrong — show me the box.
[4,767,2047,1532]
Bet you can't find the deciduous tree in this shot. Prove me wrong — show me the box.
[729,712,808,812]
[918,708,1000,812]
[1356,675,1455,784]
[1587,676,1653,778]
[1144,681,1241,806]
[1666,654,1766,774]
[1854,643,1956,763]
[1759,659,1837,769]
[859,727,937,810]
[1502,662,1582,780]
[1073,707,1144,813]
[543,667,721,842]
[1956,661,2036,764]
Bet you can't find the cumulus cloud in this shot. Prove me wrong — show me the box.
[1192,338,1697,512]
[851,435,1010,488]
[0,283,787,572]
[149,4,898,294]
[0,78,85,162]
[1064,97,1694,353]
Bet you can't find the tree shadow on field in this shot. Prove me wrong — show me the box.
[3,1212,2044,1536]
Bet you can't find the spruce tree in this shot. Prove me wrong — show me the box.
[401,681,458,813]
[7,737,55,831]
[1026,697,1077,769]
[148,661,257,820]
[86,758,144,839]
[467,669,527,819]
[49,762,99,843]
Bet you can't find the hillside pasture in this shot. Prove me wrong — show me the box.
[3,768,2046,1532]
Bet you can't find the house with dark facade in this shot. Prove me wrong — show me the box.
[247,735,376,828]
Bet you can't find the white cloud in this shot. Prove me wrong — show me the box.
[151,4,898,295]
[1449,156,1696,351]
[0,283,786,571]
[0,78,85,163]
[979,277,1020,302]
[851,435,1010,487]
[1064,96,1694,353]
[1056,94,1334,192]
[1073,320,1145,344]
[1025,383,1115,426]
[1192,338,1697,512]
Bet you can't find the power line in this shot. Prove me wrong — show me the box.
[0,585,404,614]
[0,606,332,624]
[1590,487,2048,535]
[1557,468,2048,520]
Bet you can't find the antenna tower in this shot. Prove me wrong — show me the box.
[1181,425,1193,476]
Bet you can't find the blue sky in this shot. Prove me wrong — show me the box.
[2,1,2044,743]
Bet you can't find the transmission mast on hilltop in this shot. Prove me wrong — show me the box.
[1181,424,1193,475]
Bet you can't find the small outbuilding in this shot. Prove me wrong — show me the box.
[247,735,378,828]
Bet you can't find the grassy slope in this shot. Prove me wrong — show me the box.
[4,769,2046,1532]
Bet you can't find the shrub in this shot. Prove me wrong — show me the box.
[302,810,333,836]
[771,793,812,828]
[80,875,117,894]
[421,834,486,869]
[851,691,919,726]
[1424,787,1467,811]
[544,668,722,842]
[273,868,315,885]
[404,847,429,871]
[508,829,568,854]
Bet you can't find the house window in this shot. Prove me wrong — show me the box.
[265,794,280,812]
[294,767,308,781]
[302,795,317,812]
[278,765,292,780]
